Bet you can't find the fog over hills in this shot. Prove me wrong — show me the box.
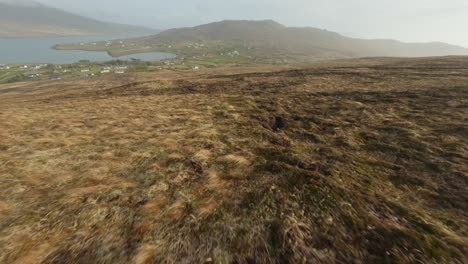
[33,0,468,48]
[0,0,41,6]
[0,0,156,37]
[134,20,468,60]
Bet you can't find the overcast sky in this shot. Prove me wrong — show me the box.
[36,0,468,47]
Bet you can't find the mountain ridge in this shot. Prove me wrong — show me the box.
[144,20,468,60]
[0,1,156,37]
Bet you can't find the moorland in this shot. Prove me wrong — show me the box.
[0,56,467,263]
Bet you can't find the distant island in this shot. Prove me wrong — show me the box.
[0,0,157,37]
[53,20,468,63]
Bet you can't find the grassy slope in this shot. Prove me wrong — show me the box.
[0,57,467,263]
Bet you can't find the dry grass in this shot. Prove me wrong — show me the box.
[0,56,467,263]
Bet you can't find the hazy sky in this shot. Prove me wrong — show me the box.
[36,0,468,47]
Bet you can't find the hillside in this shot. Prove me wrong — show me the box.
[150,20,468,58]
[58,20,468,62]
[0,1,155,37]
[0,57,467,263]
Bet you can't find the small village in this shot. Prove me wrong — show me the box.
[0,62,136,83]
[0,47,254,84]
[1,36,253,85]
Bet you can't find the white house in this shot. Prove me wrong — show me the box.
[227,51,240,57]
[81,69,90,73]
[29,74,40,78]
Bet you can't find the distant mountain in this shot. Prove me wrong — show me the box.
[140,20,468,60]
[0,1,156,37]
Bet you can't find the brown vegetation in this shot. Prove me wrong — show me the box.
[0,57,467,263]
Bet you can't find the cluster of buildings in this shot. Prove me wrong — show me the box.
[53,66,69,74]
[185,42,206,49]
[163,61,175,66]
[100,67,111,74]
[115,66,128,74]
[79,69,95,77]
[75,66,129,76]
[19,64,48,70]
[100,66,128,74]
[80,40,137,49]
[28,73,41,78]
[224,50,241,57]
[0,61,134,82]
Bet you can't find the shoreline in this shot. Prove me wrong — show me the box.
[53,45,168,58]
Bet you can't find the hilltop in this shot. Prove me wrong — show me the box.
[56,20,468,62]
[0,57,467,263]
[0,1,156,37]
[148,20,468,58]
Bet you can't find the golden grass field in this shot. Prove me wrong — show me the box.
[0,57,467,263]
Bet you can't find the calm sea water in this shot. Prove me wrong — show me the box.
[0,35,176,64]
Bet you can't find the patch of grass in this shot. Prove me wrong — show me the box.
[0,57,467,263]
